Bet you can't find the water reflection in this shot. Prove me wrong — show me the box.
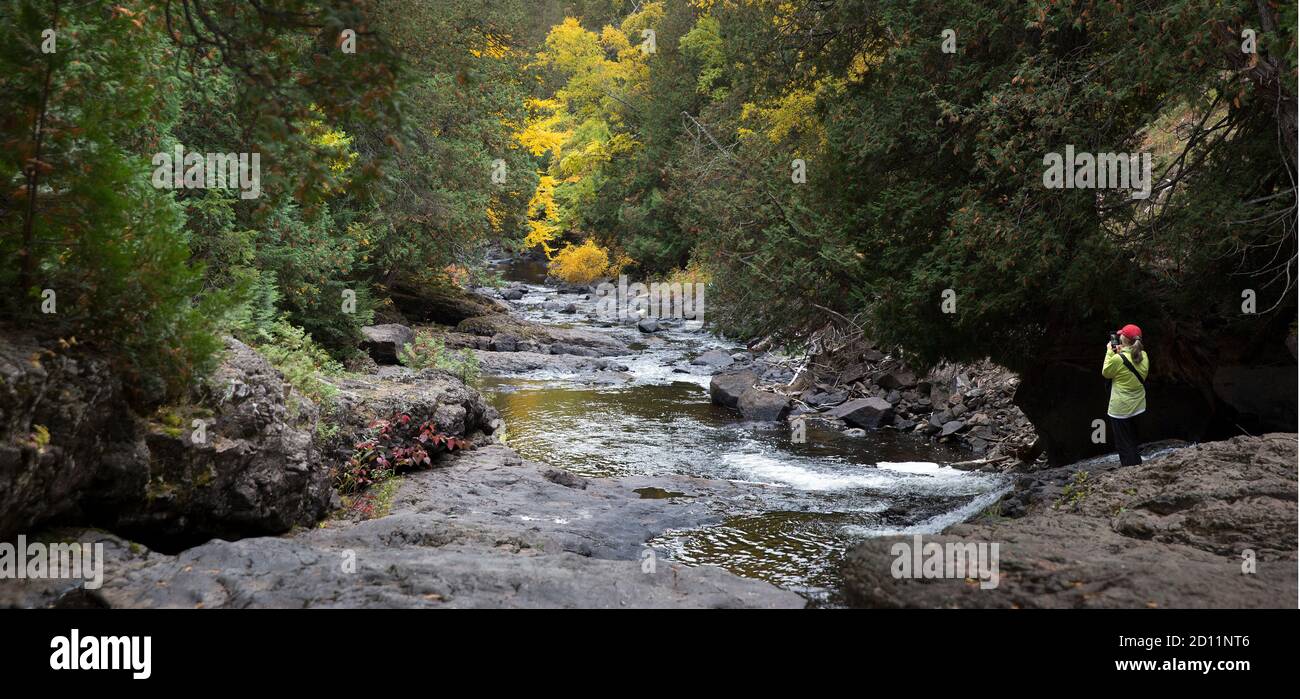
[485,378,1007,601]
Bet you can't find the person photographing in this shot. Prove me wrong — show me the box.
[1102,324,1149,466]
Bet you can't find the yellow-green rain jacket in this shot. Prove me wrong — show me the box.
[1102,347,1149,418]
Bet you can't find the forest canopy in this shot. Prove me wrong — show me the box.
[2,0,1295,403]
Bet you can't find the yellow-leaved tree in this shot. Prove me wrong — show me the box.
[513,8,658,269]
[549,239,631,285]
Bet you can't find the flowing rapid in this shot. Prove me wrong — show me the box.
[481,261,1010,603]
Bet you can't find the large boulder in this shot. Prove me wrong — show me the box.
[387,277,504,324]
[737,388,791,421]
[81,338,333,549]
[709,370,757,410]
[827,397,894,429]
[0,333,147,541]
[0,332,501,553]
[318,368,501,471]
[360,324,415,365]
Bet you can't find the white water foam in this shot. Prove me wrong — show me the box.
[724,452,1005,498]
[875,461,967,478]
[621,354,713,388]
[723,452,895,490]
[840,483,1013,538]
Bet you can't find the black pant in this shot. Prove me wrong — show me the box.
[1111,415,1142,466]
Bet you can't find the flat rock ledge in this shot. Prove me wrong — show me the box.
[839,434,1298,609]
[3,445,804,609]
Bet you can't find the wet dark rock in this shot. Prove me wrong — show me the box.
[877,370,917,390]
[737,388,791,421]
[691,349,735,368]
[360,324,415,365]
[501,287,526,301]
[543,468,589,490]
[827,397,894,429]
[637,317,659,333]
[709,370,757,410]
[0,333,146,540]
[549,343,600,358]
[805,390,847,407]
[542,300,578,314]
[490,333,520,352]
[939,420,965,437]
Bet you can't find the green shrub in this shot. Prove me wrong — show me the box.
[398,333,481,385]
[252,320,345,404]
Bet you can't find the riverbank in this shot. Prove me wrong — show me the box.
[4,273,1293,609]
[2,444,803,609]
[840,433,1298,608]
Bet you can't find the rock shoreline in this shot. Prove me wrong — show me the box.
[2,445,804,609]
[839,434,1298,608]
[0,280,805,608]
[4,276,1292,609]
[708,354,1040,473]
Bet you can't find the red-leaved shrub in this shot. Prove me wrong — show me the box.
[336,413,471,494]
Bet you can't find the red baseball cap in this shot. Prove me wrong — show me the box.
[1117,324,1142,339]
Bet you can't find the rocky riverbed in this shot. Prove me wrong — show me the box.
[0,326,803,608]
[3,445,802,609]
[3,268,1294,609]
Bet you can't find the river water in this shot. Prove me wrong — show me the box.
[482,261,1010,603]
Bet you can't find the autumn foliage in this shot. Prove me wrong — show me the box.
[337,413,471,495]
[549,239,625,285]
